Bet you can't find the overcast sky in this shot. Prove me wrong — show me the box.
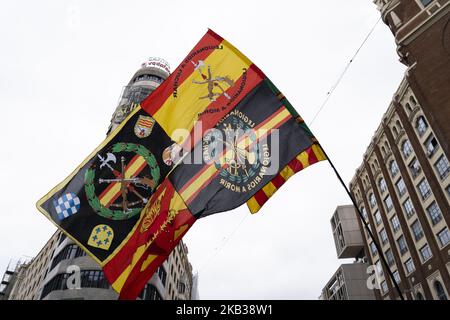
[0,0,406,299]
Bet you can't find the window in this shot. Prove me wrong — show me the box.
[385,248,395,267]
[437,228,450,247]
[403,198,415,219]
[416,292,425,300]
[415,116,428,137]
[370,242,378,256]
[379,178,387,194]
[139,284,163,300]
[396,178,407,197]
[375,260,383,276]
[425,135,439,157]
[58,234,67,246]
[384,195,393,212]
[397,235,408,255]
[411,220,424,241]
[391,215,401,233]
[405,258,415,274]
[419,244,432,262]
[50,245,86,271]
[157,267,167,286]
[41,270,109,299]
[420,0,434,7]
[402,140,413,158]
[361,207,368,220]
[369,193,377,208]
[374,210,382,226]
[426,202,443,225]
[381,281,389,294]
[390,160,399,177]
[393,126,399,137]
[393,270,401,284]
[434,155,450,180]
[434,281,448,300]
[408,158,421,179]
[380,228,388,246]
[417,179,431,200]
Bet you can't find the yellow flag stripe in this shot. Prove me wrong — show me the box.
[99,156,146,207]
[140,254,158,272]
[247,196,261,214]
[111,244,146,292]
[153,40,252,137]
[262,182,277,199]
[111,190,188,292]
[279,165,295,181]
[312,144,327,161]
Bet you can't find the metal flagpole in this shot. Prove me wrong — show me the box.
[317,143,405,300]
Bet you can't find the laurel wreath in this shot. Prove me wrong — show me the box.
[84,143,160,221]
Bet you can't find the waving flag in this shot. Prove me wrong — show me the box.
[37,29,326,300]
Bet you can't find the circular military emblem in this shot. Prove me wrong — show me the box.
[84,143,160,220]
[203,111,271,193]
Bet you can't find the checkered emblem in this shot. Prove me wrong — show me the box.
[53,192,81,221]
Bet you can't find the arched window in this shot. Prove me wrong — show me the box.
[390,160,399,177]
[410,96,417,106]
[405,103,413,113]
[369,193,377,208]
[434,280,448,300]
[416,292,425,300]
[402,140,413,158]
[379,178,387,193]
[393,126,399,137]
[381,146,386,157]
[416,116,428,137]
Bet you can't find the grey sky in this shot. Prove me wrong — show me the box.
[0,0,405,299]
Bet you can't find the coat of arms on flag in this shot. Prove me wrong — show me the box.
[134,115,155,138]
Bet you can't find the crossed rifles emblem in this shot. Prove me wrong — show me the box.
[97,153,155,214]
[192,60,235,101]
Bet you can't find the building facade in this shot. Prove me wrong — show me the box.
[1,58,197,300]
[345,0,450,300]
[373,0,449,158]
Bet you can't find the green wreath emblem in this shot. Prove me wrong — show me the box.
[84,143,160,220]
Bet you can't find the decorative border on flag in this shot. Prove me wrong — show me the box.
[247,144,327,214]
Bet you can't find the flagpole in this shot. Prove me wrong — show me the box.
[317,143,405,300]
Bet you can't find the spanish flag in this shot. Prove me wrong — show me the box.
[37,29,327,300]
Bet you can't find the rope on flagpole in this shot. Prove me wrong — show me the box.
[197,214,248,273]
[308,16,381,126]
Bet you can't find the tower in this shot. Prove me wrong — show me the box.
[373,0,450,161]
[107,57,170,134]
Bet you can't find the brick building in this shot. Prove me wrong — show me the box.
[347,1,450,300]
